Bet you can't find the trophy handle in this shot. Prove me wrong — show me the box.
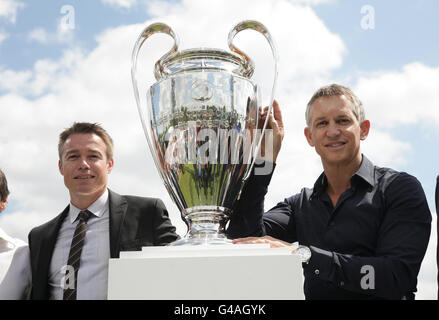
[131,23,182,209]
[228,20,279,184]
[131,22,179,85]
[131,22,179,140]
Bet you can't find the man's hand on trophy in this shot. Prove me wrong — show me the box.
[232,235,297,253]
[258,100,284,163]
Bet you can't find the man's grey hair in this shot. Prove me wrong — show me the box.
[305,84,365,127]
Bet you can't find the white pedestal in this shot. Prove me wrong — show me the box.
[108,244,304,300]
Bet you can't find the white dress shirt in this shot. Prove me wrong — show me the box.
[0,227,31,299]
[48,189,111,300]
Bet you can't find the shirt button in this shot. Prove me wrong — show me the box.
[329,221,335,227]
[340,281,344,286]
[314,269,320,275]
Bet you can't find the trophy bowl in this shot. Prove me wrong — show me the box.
[131,21,278,245]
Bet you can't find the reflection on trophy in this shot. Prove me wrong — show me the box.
[131,21,278,245]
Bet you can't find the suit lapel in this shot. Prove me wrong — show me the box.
[108,189,128,258]
[33,206,69,299]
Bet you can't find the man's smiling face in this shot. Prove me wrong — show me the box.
[59,133,113,204]
[304,95,369,167]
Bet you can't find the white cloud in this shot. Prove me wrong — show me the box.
[288,0,333,4]
[361,129,412,167]
[0,69,32,92]
[0,30,8,44]
[28,28,49,44]
[0,0,24,23]
[355,63,439,129]
[27,23,75,46]
[101,0,138,9]
[0,49,83,96]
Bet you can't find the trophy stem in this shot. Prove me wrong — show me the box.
[170,207,232,246]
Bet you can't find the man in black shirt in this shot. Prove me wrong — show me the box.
[435,176,439,300]
[229,84,431,300]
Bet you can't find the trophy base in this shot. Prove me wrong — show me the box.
[169,235,233,246]
[169,207,232,246]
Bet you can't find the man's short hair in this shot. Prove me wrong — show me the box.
[58,122,114,161]
[0,169,10,201]
[305,84,365,127]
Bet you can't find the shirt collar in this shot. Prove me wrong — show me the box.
[353,155,375,187]
[311,172,327,199]
[310,154,375,199]
[0,227,16,249]
[69,189,109,224]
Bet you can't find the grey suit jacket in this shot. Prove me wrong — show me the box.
[28,189,179,299]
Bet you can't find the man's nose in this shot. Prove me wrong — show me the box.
[78,157,91,169]
[326,122,341,137]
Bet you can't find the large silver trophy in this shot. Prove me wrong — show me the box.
[131,21,278,245]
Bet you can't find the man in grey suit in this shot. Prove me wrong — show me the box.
[28,122,179,299]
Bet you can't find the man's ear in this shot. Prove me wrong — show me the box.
[360,120,370,141]
[107,157,114,174]
[58,159,64,175]
[304,127,315,147]
[0,198,7,211]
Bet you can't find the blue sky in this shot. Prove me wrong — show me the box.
[315,0,439,71]
[0,0,438,298]
[3,1,438,69]
[0,1,139,70]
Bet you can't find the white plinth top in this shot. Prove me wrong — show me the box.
[119,244,294,258]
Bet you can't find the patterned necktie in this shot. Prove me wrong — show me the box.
[63,209,92,300]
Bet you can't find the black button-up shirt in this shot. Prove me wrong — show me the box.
[229,155,431,300]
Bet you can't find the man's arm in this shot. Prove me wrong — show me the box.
[226,163,276,239]
[0,245,32,300]
[152,198,180,245]
[227,100,285,239]
[303,173,431,299]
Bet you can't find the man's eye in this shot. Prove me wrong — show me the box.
[316,121,327,127]
[67,155,78,160]
[338,118,350,124]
